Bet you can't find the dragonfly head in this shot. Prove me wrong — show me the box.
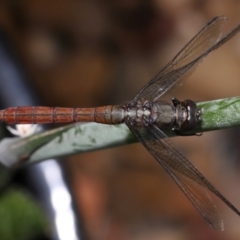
[173,98,201,135]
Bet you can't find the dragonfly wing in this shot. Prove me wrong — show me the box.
[127,123,240,229]
[134,16,240,101]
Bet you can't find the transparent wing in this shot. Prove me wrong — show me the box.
[127,123,240,230]
[134,16,240,102]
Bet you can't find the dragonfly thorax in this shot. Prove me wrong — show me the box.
[125,100,152,126]
[125,98,200,133]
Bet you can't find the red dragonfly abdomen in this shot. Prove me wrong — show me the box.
[0,105,125,124]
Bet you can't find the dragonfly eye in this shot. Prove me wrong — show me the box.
[180,99,200,131]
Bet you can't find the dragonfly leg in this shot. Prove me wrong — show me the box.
[126,100,137,108]
[174,129,200,136]
[172,98,181,107]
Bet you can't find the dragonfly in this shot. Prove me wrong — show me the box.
[1,16,240,230]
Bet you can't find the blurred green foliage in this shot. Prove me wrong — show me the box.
[0,188,48,240]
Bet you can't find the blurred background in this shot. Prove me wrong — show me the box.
[1,0,240,239]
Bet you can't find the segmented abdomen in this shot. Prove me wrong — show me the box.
[0,105,125,124]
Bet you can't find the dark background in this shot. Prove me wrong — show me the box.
[1,0,240,239]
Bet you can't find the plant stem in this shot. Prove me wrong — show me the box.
[196,96,240,132]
